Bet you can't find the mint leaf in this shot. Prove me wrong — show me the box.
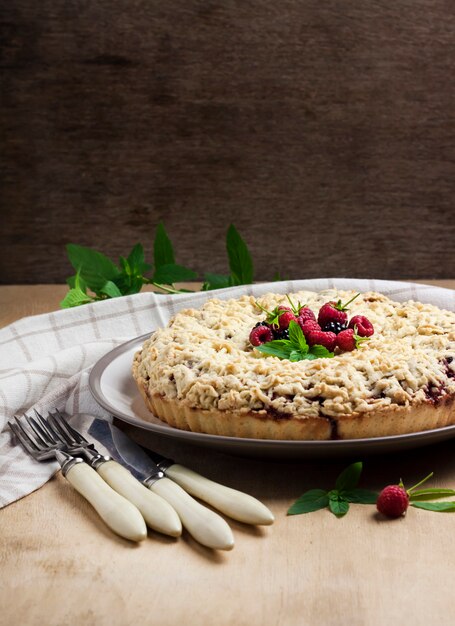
[127,243,152,276]
[100,280,123,298]
[343,488,379,504]
[153,264,197,285]
[226,224,254,285]
[328,495,350,517]
[335,462,363,492]
[289,349,304,362]
[256,341,294,359]
[60,287,93,308]
[154,223,175,268]
[66,244,120,292]
[288,320,308,353]
[309,344,334,358]
[66,274,88,293]
[287,489,329,515]
[203,273,231,290]
[410,489,455,501]
[411,501,455,512]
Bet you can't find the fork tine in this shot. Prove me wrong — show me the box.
[8,421,38,455]
[24,414,54,447]
[53,409,88,444]
[34,410,63,443]
[46,412,74,445]
[13,415,43,451]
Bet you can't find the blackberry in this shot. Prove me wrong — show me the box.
[274,328,289,340]
[254,321,269,328]
[322,320,347,334]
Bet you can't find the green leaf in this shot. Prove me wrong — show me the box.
[66,244,120,291]
[256,341,293,359]
[60,287,93,309]
[226,224,254,285]
[203,273,231,290]
[309,344,334,359]
[329,497,350,517]
[411,501,455,512]
[287,489,329,515]
[127,243,152,275]
[66,274,88,293]
[100,280,123,298]
[154,223,175,268]
[343,488,379,504]
[288,320,308,353]
[410,489,455,502]
[153,264,198,285]
[335,462,363,492]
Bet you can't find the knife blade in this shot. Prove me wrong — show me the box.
[87,419,235,551]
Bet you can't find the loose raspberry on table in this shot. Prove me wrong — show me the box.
[348,315,374,337]
[307,330,337,352]
[249,325,274,346]
[376,485,409,518]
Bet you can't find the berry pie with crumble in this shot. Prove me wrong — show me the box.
[132,290,455,440]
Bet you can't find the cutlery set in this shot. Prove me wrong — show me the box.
[8,411,274,550]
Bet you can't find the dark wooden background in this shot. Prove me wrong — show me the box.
[1,0,455,284]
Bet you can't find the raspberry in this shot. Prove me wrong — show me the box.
[336,328,357,351]
[298,319,321,336]
[348,315,374,337]
[317,293,360,328]
[307,330,337,352]
[376,485,409,518]
[249,325,274,346]
[322,320,347,334]
[277,305,292,313]
[318,302,348,328]
[298,306,316,322]
[278,311,297,330]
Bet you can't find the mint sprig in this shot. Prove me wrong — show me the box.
[288,462,378,517]
[256,321,334,362]
[61,223,258,308]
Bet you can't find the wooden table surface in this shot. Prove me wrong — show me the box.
[1,282,455,626]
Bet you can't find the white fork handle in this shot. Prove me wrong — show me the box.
[65,462,147,542]
[165,464,275,526]
[150,477,234,551]
[97,460,182,537]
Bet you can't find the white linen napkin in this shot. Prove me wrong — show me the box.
[1,278,454,508]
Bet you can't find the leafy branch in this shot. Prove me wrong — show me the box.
[60,223,256,308]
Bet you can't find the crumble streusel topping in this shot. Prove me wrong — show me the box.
[133,291,455,419]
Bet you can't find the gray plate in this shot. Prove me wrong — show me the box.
[89,332,455,459]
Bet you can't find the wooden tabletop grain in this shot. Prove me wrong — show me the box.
[1,283,455,626]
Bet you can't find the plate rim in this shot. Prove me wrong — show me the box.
[88,332,455,451]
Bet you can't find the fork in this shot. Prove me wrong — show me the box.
[8,415,147,542]
[36,410,182,537]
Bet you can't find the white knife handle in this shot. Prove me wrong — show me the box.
[96,460,182,537]
[150,477,234,551]
[165,464,275,526]
[65,462,147,542]
[166,463,275,525]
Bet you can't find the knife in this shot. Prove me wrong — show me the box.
[87,419,235,551]
[139,445,274,527]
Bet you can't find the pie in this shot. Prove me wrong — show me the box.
[132,290,455,440]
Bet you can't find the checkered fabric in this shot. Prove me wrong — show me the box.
[1,279,454,507]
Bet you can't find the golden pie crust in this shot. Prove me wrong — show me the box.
[132,290,455,440]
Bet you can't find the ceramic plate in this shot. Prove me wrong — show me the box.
[89,333,455,459]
